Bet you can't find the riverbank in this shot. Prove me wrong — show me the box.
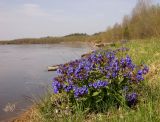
[12,38,160,122]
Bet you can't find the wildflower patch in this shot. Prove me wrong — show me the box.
[52,48,149,112]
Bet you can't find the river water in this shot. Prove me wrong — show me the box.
[0,43,91,121]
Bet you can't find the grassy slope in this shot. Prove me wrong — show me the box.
[13,38,160,122]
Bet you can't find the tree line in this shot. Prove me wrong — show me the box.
[89,0,160,43]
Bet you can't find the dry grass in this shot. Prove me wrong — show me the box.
[11,106,40,122]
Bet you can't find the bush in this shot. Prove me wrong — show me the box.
[52,48,149,113]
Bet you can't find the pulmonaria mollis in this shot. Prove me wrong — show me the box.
[52,47,149,107]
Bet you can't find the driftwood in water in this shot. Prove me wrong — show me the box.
[48,65,59,71]
[81,51,93,58]
[95,43,105,47]
[48,52,91,71]
[95,42,113,47]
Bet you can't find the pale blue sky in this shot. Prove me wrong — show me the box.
[0,0,159,40]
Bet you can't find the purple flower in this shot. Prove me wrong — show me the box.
[93,82,98,89]
[137,70,143,75]
[63,84,73,92]
[120,58,125,67]
[106,52,115,61]
[112,72,117,78]
[106,73,111,79]
[56,66,64,75]
[126,55,132,66]
[74,86,88,98]
[89,83,93,87]
[136,70,144,81]
[111,59,120,72]
[136,75,144,81]
[105,66,110,71]
[52,79,61,94]
[92,80,108,89]
[126,93,138,106]
[67,66,74,74]
[142,65,149,74]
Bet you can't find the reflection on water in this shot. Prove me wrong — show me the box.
[0,43,90,120]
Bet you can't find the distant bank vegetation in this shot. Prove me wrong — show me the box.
[0,0,160,45]
[0,33,89,44]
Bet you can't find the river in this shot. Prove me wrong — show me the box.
[0,43,91,121]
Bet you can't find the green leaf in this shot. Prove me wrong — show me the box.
[92,91,100,96]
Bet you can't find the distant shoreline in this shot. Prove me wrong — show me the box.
[0,33,90,45]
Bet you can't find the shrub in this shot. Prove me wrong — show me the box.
[52,48,149,112]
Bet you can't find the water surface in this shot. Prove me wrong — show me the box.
[0,43,90,120]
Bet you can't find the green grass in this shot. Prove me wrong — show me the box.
[14,38,160,122]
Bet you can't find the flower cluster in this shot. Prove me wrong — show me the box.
[52,48,149,107]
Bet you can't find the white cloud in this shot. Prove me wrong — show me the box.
[22,3,51,17]
[0,3,74,40]
[0,3,51,23]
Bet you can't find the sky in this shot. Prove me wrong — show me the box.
[0,0,160,40]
